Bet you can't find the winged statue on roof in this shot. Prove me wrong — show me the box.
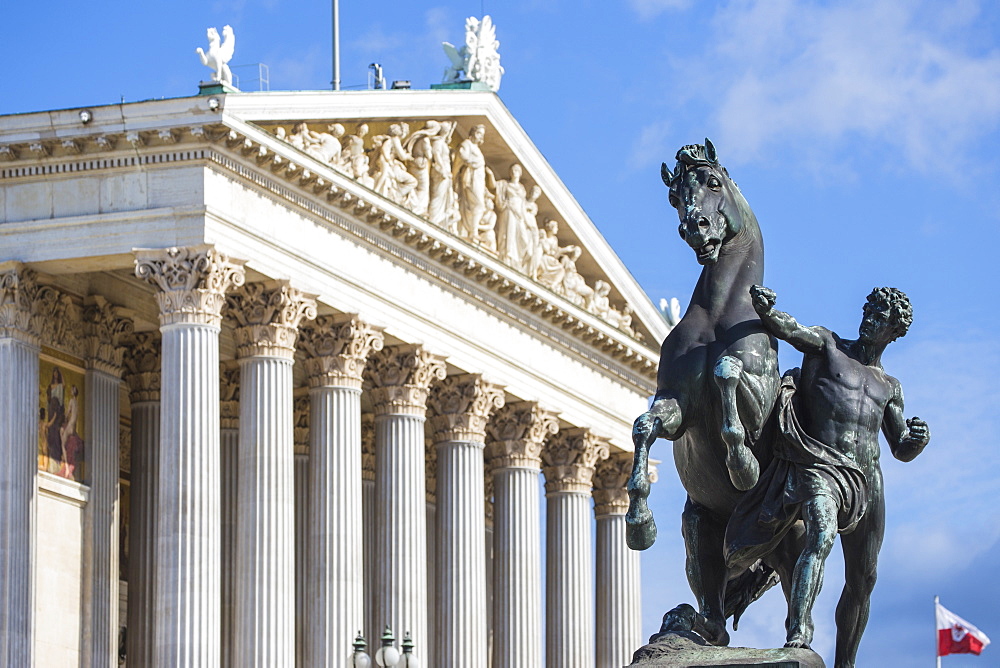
[442,15,504,92]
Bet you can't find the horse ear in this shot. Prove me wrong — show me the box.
[705,138,718,163]
[660,162,673,187]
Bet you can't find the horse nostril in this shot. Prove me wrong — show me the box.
[678,225,686,239]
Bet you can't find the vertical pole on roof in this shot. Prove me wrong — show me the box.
[332,0,341,90]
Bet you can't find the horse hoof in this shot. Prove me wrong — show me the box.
[626,514,657,550]
[726,445,760,491]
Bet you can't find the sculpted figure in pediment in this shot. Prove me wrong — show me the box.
[428,121,460,232]
[535,219,568,292]
[560,246,595,308]
[589,280,612,319]
[372,123,418,205]
[495,164,534,269]
[523,185,542,276]
[305,124,346,167]
[477,195,498,253]
[453,124,489,242]
[287,122,312,151]
[343,124,374,189]
[403,121,443,216]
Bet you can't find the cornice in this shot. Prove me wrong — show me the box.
[0,118,658,390]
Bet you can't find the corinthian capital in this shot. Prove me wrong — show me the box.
[541,427,610,494]
[134,245,246,327]
[227,280,317,359]
[0,263,39,343]
[365,344,447,416]
[361,413,375,482]
[84,295,134,376]
[123,332,161,403]
[298,314,384,389]
[592,451,634,516]
[428,374,505,444]
[485,401,559,469]
[294,394,310,456]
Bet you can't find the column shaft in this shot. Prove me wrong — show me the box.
[156,322,222,666]
[294,446,308,667]
[234,356,295,667]
[220,426,238,668]
[374,413,428,652]
[596,514,641,668]
[435,441,487,667]
[362,413,376,652]
[84,367,123,668]
[127,401,160,668]
[546,490,595,668]
[492,466,542,667]
[0,336,38,666]
[307,385,364,666]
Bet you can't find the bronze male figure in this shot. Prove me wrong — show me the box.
[725,285,930,667]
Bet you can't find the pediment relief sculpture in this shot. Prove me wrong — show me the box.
[267,119,639,340]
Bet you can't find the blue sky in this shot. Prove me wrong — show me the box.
[3,1,999,664]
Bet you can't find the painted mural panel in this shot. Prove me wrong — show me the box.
[38,349,87,483]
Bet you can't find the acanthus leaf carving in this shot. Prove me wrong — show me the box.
[365,344,447,416]
[123,332,162,403]
[226,280,317,359]
[298,314,385,389]
[219,361,240,430]
[541,427,610,494]
[134,245,246,327]
[592,451,635,516]
[84,295,134,376]
[484,401,559,469]
[428,374,505,444]
[361,413,375,482]
[293,394,310,455]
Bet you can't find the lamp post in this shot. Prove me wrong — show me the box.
[399,631,419,668]
[350,631,371,667]
[374,626,400,667]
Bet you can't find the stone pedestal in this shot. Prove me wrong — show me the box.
[428,374,504,668]
[124,333,161,668]
[367,344,446,660]
[229,281,316,668]
[485,402,559,668]
[630,631,825,667]
[135,245,245,667]
[299,315,383,666]
[541,428,609,668]
[0,264,39,667]
[594,452,643,668]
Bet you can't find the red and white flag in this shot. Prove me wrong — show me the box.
[936,599,991,657]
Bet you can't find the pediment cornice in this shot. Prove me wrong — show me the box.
[0,98,659,387]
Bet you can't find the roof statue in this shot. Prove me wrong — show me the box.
[196,25,236,86]
[442,16,504,92]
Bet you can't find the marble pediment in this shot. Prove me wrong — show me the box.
[222,90,669,351]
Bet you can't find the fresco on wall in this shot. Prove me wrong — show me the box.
[38,351,86,483]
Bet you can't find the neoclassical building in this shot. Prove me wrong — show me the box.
[0,88,667,667]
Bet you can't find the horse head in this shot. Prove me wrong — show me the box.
[662,139,757,266]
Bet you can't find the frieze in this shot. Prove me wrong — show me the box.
[1,123,657,385]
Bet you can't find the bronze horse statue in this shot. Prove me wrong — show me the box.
[627,141,789,645]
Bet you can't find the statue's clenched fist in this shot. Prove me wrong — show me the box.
[750,284,777,314]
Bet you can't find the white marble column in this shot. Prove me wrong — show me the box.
[0,263,39,667]
[367,344,446,660]
[542,427,609,668]
[484,401,558,668]
[424,438,437,668]
[134,244,245,668]
[293,395,310,668]
[361,414,376,652]
[124,332,161,668]
[82,296,132,668]
[228,280,317,668]
[219,363,240,668]
[594,452,643,668]
[484,461,495,665]
[298,314,383,667]
[428,374,504,668]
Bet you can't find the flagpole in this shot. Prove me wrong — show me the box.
[935,595,941,668]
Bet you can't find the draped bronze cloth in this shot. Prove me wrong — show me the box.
[725,372,868,568]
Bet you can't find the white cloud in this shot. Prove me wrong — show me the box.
[671,0,1000,170]
[630,120,674,170]
[628,0,693,21]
